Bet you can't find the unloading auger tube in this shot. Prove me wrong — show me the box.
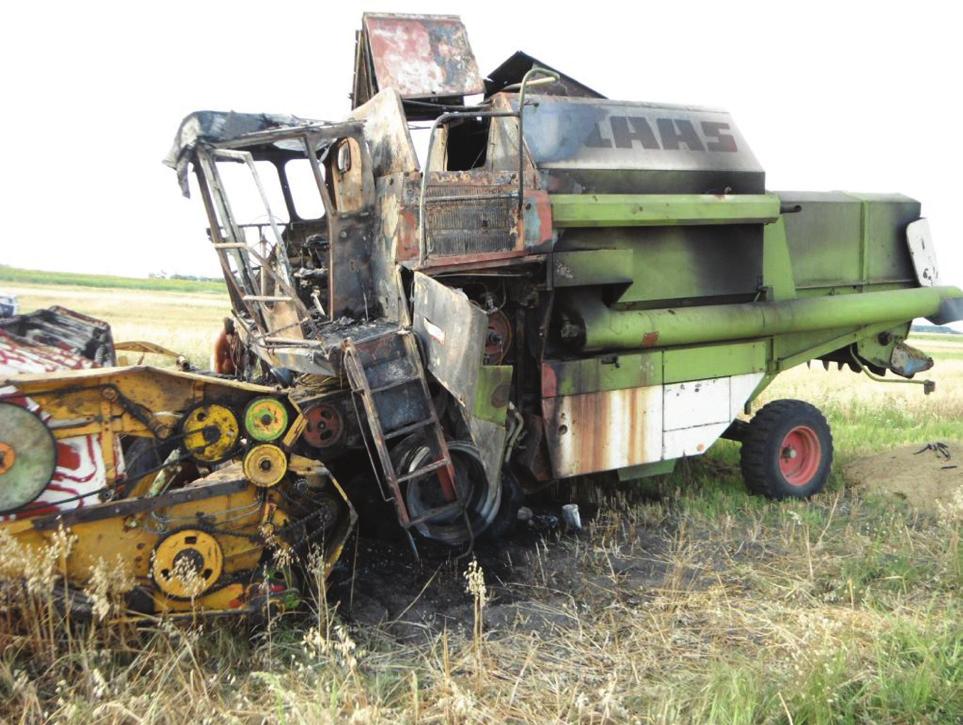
[561,286,963,352]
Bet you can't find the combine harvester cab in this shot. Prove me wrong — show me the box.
[163,11,962,552]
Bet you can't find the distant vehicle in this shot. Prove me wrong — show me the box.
[0,293,17,317]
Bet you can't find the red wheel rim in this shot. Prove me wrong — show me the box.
[779,425,822,486]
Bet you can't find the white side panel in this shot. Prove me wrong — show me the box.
[546,372,766,476]
[907,219,940,287]
[663,377,730,431]
[663,422,730,459]
[661,372,765,460]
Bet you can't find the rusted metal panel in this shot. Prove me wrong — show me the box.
[425,195,517,257]
[412,273,506,485]
[360,13,483,101]
[422,169,522,259]
[323,129,380,321]
[522,189,555,250]
[350,88,421,176]
[543,386,664,478]
[412,273,490,412]
[544,372,765,478]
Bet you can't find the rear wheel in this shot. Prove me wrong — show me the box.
[740,399,833,499]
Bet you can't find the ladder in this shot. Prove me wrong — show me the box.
[341,329,462,530]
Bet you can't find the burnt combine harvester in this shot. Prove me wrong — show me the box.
[1,13,960,617]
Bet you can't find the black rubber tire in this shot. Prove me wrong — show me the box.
[740,399,833,499]
[483,467,525,542]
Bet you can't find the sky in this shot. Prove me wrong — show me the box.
[1,1,960,294]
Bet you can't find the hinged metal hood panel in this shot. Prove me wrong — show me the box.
[353,13,483,107]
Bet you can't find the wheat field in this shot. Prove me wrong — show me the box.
[1,282,960,724]
[5,283,230,368]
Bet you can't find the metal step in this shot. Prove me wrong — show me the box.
[384,415,437,441]
[342,330,460,543]
[369,374,421,395]
[396,458,451,484]
[408,500,465,528]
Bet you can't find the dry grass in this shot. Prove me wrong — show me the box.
[2,485,959,723]
[1,286,961,723]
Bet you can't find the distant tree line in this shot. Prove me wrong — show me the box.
[149,271,223,283]
[911,323,960,335]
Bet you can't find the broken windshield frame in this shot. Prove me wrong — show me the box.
[189,122,371,347]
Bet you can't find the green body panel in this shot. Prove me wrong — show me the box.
[544,351,662,397]
[550,194,780,227]
[853,323,909,368]
[773,321,908,372]
[762,217,797,300]
[540,188,959,479]
[472,365,513,424]
[552,249,634,288]
[616,459,676,481]
[662,340,768,384]
[555,225,762,306]
[781,192,919,290]
[544,341,766,395]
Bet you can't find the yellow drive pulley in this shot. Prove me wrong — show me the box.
[243,444,287,487]
[151,529,224,599]
[243,397,288,442]
[180,403,239,463]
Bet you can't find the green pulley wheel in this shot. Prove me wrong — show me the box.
[0,402,57,514]
[243,397,289,442]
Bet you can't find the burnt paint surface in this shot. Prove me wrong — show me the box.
[501,94,765,195]
[362,13,484,100]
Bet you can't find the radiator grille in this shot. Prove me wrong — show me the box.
[424,186,517,257]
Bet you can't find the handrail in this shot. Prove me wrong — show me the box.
[515,68,560,214]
